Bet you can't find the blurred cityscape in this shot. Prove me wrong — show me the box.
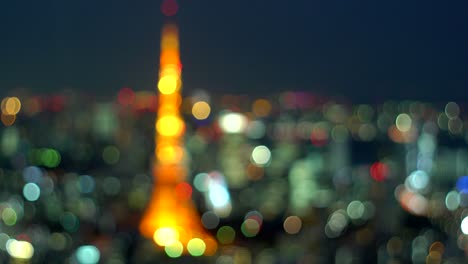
[1,88,468,263]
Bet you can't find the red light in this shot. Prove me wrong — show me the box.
[370,162,389,182]
[50,95,65,112]
[175,182,192,201]
[118,88,135,106]
[161,0,179,17]
[16,233,31,242]
[310,128,328,147]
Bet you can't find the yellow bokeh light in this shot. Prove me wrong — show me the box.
[160,64,181,77]
[1,97,21,115]
[156,115,184,137]
[161,35,179,50]
[157,144,184,164]
[192,101,211,120]
[158,75,180,94]
[395,113,412,132]
[6,239,34,260]
[141,22,217,257]
[153,227,180,246]
[1,113,16,126]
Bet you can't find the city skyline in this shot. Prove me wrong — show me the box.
[1,0,468,101]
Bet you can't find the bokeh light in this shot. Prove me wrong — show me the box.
[192,101,211,120]
[156,115,184,137]
[1,97,21,115]
[461,217,468,235]
[6,239,34,260]
[187,238,206,256]
[217,226,235,244]
[75,245,100,264]
[153,227,180,247]
[396,113,412,132]
[219,112,248,133]
[158,75,179,94]
[23,182,41,201]
[251,145,271,166]
[283,216,302,234]
[165,241,184,258]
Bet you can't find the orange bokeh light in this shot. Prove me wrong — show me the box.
[140,23,216,256]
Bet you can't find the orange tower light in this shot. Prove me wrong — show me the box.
[139,23,217,257]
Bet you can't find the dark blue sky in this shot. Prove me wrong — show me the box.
[1,0,467,101]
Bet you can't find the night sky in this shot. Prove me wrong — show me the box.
[1,0,467,101]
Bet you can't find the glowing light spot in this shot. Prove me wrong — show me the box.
[117,88,135,106]
[161,0,179,17]
[102,145,120,165]
[370,162,389,182]
[1,97,21,115]
[76,245,100,264]
[157,144,183,164]
[193,173,209,192]
[6,239,34,260]
[209,184,230,208]
[156,115,184,137]
[346,201,365,220]
[40,148,61,168]
[61,212,79,232]
[283,216,302,235]
[251,145,271,166]
[154,227,179,246]
[2,208,17,226]
[445,191,460,211]
[241,218,260,237]
[23,183,41,202]
[406,170,429,192]
[1,113,16,126]
[192,101,211,120]
[310,127,329,147]
[399,189,428,216]
[219,112,247,133]
[396,113,412,132]
[165,241,183,258]
[187,238,206,256]
[456,176,468,193]
[245,211,263,226]
[461,217,468,235]
[175,182,192,200]
[445,102,460,119]
[201,211,220,229]
[216,226,235,244]
[158,75,179,94]
[77,175,95,194]
[252,99,272,117]
[327,211,348,235]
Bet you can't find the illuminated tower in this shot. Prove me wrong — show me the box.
[139,3,216,258]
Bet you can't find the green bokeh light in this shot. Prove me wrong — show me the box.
[187,238,206,256]
[216,226,235,244]
[2,208,17,226]
[165,241,183,258]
